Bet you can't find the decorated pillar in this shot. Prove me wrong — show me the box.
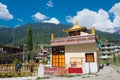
[51,33,54,40]
[92,27,95,34]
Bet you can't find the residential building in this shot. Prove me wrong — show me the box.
[35,45,51,64]
[0,45,23,64]
[99,43,114,60]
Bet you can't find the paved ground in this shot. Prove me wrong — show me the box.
[0,65,120,80]
[43,65,120,80]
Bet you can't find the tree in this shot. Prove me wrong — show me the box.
[113,53,117,63]
[26,27,33,51]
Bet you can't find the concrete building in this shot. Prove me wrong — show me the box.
[35,45,51,64]
[50,22,99,74]
[0,45,23,64]
[99,43,114,60]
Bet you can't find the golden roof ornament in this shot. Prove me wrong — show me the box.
[63,21,87,32]
[76,21,78,25]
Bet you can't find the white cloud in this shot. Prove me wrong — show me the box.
[17,18,23,22]
[109,2,120,28]
[0,2,13,20]
[32,12,60,24]
[66,9,114,33]
[32,12,48,21]
[43,17,60,24]
[66,2,120,33]
[46,0,54,8]
[15,25,20,28]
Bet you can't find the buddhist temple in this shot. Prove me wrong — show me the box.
[50,21,99,74]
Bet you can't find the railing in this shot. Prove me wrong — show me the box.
[101,46,114,49]
[0,63,39,76]
[51,34,96,46]
[100,55,111,59]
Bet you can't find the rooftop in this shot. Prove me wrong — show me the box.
[63,21,88,32]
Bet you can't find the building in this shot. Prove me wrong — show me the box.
[0,46,23,64]
[50,22,99,74]
[0,45,23,53]
[35,45,51,64]
[99,42,114,60]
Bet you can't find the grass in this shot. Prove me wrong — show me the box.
[36,77,50,80]
[94,73,99,76]
[110,60,120,67]
[59,74,75,77]
[82,75,91,78]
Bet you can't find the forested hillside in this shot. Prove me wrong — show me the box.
[0,23,119,46]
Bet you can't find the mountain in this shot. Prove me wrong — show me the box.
[0,27,13,45]
[0,23,119,46]
[96,30,119,41]
[0,23,70,46]
[114,27,120,34]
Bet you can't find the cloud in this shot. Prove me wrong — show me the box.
[32,12,60,24]
[32,12,48,21]
[0,2,13,20]
[43,17,60,24]
[17,18,23,22]
[66,2,120,33]
[66,9,114,33]
[109,2,120,28]
[46,0,54,8]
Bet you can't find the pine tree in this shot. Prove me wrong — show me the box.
[26,27,33,51]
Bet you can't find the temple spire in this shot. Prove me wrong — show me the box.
[75,21,78,25]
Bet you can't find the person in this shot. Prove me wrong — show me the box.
[16,63,22,72]
[30,64,34,73]
[106,61,110,66]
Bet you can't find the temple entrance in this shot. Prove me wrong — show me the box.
[52,46,65,67]
[85,53,94,62]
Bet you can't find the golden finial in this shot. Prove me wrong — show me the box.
[51,33,54,40]
[92,27,95,34]
[96,35,98,40]
[75,21,78,25]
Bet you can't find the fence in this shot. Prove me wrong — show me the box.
[0,63,39,77]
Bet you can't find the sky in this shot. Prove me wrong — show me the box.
[0,0,120,33]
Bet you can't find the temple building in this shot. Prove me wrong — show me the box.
[50,22,99,74]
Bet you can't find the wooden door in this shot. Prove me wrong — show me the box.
[52,46,65,67]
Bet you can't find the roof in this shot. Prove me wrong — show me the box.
[63,21,87,32]
[69,21,81,29]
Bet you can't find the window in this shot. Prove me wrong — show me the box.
[0,48,3,51]
[85,53,94,62]
[70,57,82,67]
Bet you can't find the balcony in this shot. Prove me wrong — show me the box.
[51,34,96,46]
[101,46,114,49]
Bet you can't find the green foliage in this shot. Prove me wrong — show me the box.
[113,53,117,63]
[96,30,119,41]
[0,71,31,78]
[0,28,13,45]
[0,23,119,46]
[26,27,33,51]
[13,58,21,66]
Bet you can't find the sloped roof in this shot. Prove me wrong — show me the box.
[63,21,87,32]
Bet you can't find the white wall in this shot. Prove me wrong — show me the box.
[65,43,98,68]
[82,62,98,74]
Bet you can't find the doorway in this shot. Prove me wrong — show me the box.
[52,46,65,67]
